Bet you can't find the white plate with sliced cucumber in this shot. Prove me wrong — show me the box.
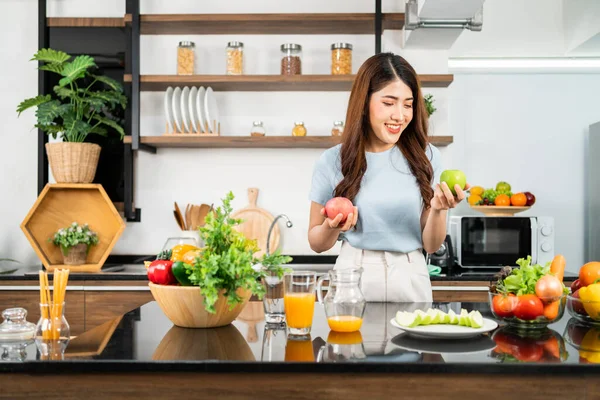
[390,308,498,339]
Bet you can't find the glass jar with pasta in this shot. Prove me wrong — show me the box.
[226,41,244,75]
[177,41,195,75]
[331,43,352,75]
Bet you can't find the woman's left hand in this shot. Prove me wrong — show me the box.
[430,182,471,211]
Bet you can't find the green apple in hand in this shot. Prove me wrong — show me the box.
[440,169,467,196]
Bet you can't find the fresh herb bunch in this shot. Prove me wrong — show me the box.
[259,249,293,279]
[424,94,436,117]
[188,191,265,313]
[16,48,127,142]
[50,222,99,254]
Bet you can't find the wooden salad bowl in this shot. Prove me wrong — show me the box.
[149,282,251,328]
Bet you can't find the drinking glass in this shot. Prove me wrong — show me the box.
[283,271,316,336]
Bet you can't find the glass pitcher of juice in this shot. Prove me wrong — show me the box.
[316,268,366,332]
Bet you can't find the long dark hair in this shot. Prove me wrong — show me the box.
[334,52,433,209]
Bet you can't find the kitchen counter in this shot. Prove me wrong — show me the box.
[0,299,598,399]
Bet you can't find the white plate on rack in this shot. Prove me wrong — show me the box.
[164,87,174,133]
[389,318,498,339]
[196,86,206,133]
[188,86,198,133]
[171,87,183,133]
[180,86,190,133]
[204,86,219,133]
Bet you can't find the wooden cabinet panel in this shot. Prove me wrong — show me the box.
[84,291,153,331]
[0,290,85,335]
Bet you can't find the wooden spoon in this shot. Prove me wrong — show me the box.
[173,210,185,231]
[191,205,201,230]
[174,202,185,230]
[185,204,192,231]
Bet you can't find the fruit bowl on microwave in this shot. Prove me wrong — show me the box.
[467,182,535,217]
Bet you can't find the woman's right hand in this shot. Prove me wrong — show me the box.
[320,207,358,232]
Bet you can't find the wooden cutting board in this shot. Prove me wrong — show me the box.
[231,188,279,257]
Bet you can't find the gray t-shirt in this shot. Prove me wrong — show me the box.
[309,143,442,253]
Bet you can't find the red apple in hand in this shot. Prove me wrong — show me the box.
[325,197,354,224]
[524,192,536,206]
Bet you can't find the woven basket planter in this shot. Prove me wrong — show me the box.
[45,142,101,184]
[61,243,89,265]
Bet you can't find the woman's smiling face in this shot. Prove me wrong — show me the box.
[367,79,414,152]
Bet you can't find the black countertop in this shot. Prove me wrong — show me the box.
[0,263,578,282]
[1,299,598,374]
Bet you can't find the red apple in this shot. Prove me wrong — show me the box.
[524,192,536,206]
[571,279,582,293]
[571,290,588,316]
[325,197,354,224]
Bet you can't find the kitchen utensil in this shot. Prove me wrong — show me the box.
[185,204,192,230]
[174,202,185,230]
[188,86,199,132]
[317,268,366,333]
[196,86,206,133]
[173,210,185,231]
[196,203,212,226]
[204,86,219,133]
[164,87,175,133]
[230,188,279,257]
[389,317,498,339]
[172,87,183,133]
[180,86,191,133]
[190,205,201,230]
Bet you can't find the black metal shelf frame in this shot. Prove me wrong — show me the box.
[38,0,385,223]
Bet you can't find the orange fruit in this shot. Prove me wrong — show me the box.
[470,186,484,197]
[511,193,527,207]
[468,195,482,206]
[494,194,511,206]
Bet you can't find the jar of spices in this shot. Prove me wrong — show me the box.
[177,41,195,75]
[281,44,302,76]
[292,121,307,137]
[331,121,344,137]
[331,43,352,75]
[250,121,266,136]
[226,41,244,75]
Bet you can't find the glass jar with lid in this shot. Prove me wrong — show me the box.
[0,308,35,343]
[281,44,302,76]
[331,121,344,137]
[292,121,307,137]
[226,41,244,75]
[250,121,266,137]
[177,41,195,75]
[331,43,352,75]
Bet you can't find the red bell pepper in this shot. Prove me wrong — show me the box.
[148,250,176,285]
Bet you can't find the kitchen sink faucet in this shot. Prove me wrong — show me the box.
[266,214,293,256]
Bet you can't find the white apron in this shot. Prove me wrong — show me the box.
[334,241,433,303]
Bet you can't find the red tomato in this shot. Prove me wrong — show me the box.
[513,295,544,320]
[492,294,517,318]
[570,290,588,316]
[514,344,544,362]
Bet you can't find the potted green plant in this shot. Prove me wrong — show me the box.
[424,94,437,117]
[50,222,99,265]
[257,249,293,324]
[148,191,268,328]
[16,48,127,183]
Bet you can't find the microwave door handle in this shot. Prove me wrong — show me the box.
[530,217,538,264]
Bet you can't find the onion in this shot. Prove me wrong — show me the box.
[535,275,563,301]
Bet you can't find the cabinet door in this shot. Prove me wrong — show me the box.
[84,290,153,331]
[0,288,85,335]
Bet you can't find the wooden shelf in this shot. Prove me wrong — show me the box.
[47,17,125,28]
[124,135,453,148]
[123,74,453,91]
[123,13,404,35]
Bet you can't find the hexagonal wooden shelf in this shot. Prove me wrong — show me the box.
[20,184,126,273]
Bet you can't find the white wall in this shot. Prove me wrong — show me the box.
[2,0,599,273]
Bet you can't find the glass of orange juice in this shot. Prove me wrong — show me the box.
[284,271,316,336]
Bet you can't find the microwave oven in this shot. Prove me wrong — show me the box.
[448,216,554,269]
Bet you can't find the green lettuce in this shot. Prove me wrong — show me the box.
[497,256,551,296]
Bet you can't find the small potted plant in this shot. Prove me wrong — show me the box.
[257,250,293,324]
[424,94,437,117]
[16,48,127,183]
[50,222,99,265]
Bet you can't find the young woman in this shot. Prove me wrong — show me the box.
[308,53,469,302]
